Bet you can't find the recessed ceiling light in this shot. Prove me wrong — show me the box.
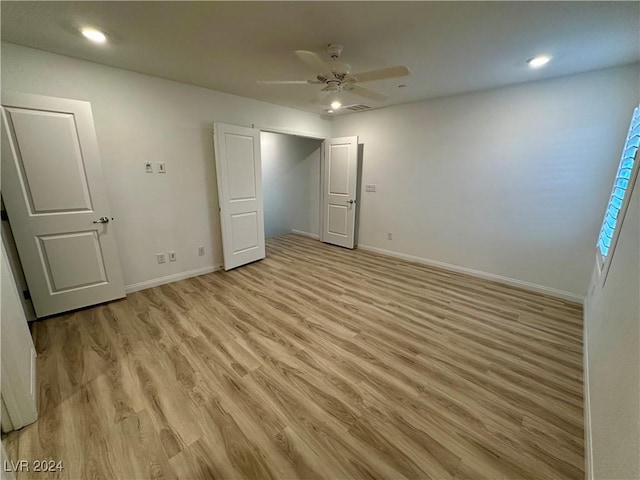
[527,55,551,68]
[330,101,342,110]
[326,109,334,114]
[81,27,107,44]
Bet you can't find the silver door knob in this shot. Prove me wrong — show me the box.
[346,199,355,205]
[93,216,110,224]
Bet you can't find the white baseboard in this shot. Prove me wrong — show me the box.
[583,304,594,480]
[124,265,222,294]
[291,229,320,240]
[357,243,584,304]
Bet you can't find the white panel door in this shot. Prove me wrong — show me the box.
[1,240,37,431]
[1,92,125,318]
[321,136,358,248]
[213,122,265,270]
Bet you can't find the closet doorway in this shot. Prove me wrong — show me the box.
[261,131,324,241]
[213,123,360,270]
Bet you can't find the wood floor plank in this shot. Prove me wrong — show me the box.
[3,234,584,479]
[106,410,175,480]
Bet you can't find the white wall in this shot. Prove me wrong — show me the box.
[1,42,331,290]
[261,132,321,238]
[584,176,639,479]
[2,42,637,301]
[333,64,640,298]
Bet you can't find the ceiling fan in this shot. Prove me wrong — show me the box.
[258,44,409,107]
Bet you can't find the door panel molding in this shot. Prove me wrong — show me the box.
[5,107,94,214]
[37,231,108,293]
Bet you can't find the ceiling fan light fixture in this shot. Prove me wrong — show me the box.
[81,27,107,43]
[263,45,408,106]
[330,61,352,75]
[324,82,340,93]
[527,55,551,68]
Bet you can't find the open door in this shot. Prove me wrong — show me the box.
[1,241,37,432]
[1,92,125,318]
[213,123,265,270]
[321,136,359,249]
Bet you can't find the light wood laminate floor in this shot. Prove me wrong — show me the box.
[3,234,584,479]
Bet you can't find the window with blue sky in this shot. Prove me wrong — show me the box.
[597,106,640,259]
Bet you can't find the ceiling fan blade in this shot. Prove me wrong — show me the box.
[257,80,322,85]
[345,85,388,101]
[295,50,333,75]
[350,66,410,83]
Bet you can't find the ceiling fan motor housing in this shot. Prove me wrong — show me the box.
[326,44,351,75]
[327,44,343,58]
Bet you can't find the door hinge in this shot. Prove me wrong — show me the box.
[23,289,31,300]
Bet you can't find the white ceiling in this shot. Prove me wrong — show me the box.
[2,1,639,116]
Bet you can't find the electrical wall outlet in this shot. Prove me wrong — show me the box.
[168,251,176,262]
[387,232,393,240]
[156,253,166,264]
[198,246,205,256]
[145,162,153,173]
[365,184,377,192]
[158,162,166,173]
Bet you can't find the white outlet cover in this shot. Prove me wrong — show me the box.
[156,253,166,264]
[145,162,153,173]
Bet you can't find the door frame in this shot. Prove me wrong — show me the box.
[254,124,329,241]
[254,124,327,141]
[219,124,361,248]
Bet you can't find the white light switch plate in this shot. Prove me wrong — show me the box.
[365,184,377,192]
[145,162,153,173]
[158,162,166,173]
